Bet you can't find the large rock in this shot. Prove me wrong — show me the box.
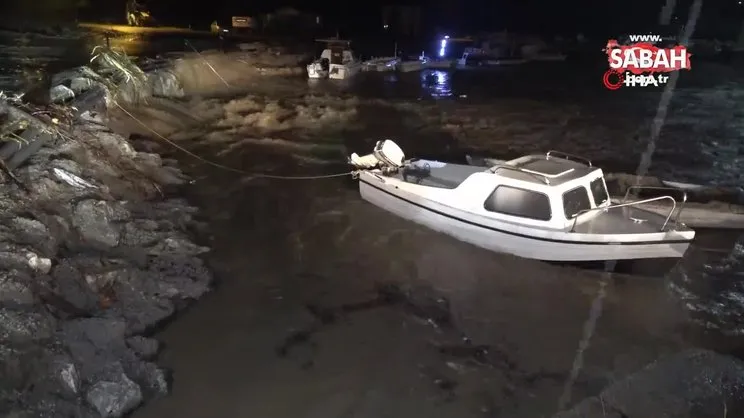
[0,307,55,344]
[60,317,128,380]
[85,362,143,418]
[126,336,159,360]
[72,200,122,248]
[553,349,744,418]
[50,85,75,104]
[0,271,35,305]
[50,262,100,314]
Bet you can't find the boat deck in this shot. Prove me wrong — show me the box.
[391,157,600,189]
[571,206,692,234]
[393,161,484,189]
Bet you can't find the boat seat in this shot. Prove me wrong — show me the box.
[397,162,484,189]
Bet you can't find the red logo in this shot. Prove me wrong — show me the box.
[605,40,691,73]
[602,70,624,90]
[602,37,690,90]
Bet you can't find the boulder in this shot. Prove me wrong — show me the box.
[72,200,122,248]
[50,85,75,103]
[85,366,142,417]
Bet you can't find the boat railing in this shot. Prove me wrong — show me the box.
[489,164,551,184]
[623,185,687,223]
[570,195,679,232]
[546,150,592,167]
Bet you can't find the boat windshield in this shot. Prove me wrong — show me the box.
[589,177,609,205]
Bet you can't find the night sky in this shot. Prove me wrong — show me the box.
[0,0,742,39]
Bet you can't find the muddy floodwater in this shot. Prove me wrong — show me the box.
[2,30,744,415]
[96,59,744,417]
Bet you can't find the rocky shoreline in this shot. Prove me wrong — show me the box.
[0,55,211,416]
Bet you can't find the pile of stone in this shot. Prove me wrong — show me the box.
[0,62,211,416]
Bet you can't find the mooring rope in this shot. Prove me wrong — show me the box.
[114,101,355,180]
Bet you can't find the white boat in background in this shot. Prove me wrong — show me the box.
[398,58,425,72]
[362,56,399,72]
[307,40,330,79]
[425,58,455,69]
[307,38,362,80]
[349,140,694,261]
[307,59,328,79]
[457,46,529,68]
[362,42,400,72]
[398,48,454,72]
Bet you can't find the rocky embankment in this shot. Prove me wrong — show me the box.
[0,55,212,415]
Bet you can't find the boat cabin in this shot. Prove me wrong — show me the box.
[481,153,609,229]
[317,39,356,65]
[457,47,491,66]
[396,151,611,230]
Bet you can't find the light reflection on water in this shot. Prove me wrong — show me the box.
[420,69,452,98]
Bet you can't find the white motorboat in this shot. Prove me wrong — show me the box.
[457,47,528,68]
[349,140,694,262]
[396,51,430,72]
[307,38,362,80]
[425,58,455,69]
[456,48,488,67]
[398,59,425,72]
[362,56,399,72]
[307,59,328,79]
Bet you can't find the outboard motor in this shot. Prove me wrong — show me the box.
[320,58,330,72]
[349,139,406,174]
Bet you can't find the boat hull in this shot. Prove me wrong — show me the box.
[398,61,424,72]
[426,60,454,69]
[362,58,399,72]
[359,179,692,262]
[307,63,328,79]
[329,63,361,79]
